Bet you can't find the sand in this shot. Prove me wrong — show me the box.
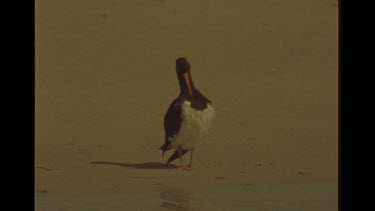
[35,0,338,210]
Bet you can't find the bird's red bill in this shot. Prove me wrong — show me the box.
[183,72,192,95]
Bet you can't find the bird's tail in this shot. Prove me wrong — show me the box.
[160,143,170,158]
[167,149,189,163]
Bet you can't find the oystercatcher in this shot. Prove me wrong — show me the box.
[160,57,215,170]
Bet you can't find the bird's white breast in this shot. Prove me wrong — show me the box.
[170,100,215,149]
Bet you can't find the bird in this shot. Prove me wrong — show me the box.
[160,57,215,171]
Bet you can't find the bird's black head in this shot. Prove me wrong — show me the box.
[176,57,190,74]
[175,57,193,96]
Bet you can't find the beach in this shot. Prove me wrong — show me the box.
[35,0,338,210]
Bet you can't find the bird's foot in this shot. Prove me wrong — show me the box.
[176,165,184,170]
[183,165,192,171]
[176,165,192,171]
[184,164,193,171]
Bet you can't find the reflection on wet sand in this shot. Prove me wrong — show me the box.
[159,187,199,211]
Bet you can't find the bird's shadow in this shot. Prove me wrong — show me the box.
[90,161,178,169]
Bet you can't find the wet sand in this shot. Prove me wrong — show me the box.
[36,0,338,210]
[36,181,337,210]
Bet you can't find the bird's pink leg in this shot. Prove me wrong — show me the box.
[177,146,185,170]
[186,147,194,170]
[176,146,193,171]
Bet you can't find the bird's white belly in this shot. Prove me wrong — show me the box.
[170,100,215,149]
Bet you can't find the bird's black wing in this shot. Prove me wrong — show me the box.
[160,98,182,154]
